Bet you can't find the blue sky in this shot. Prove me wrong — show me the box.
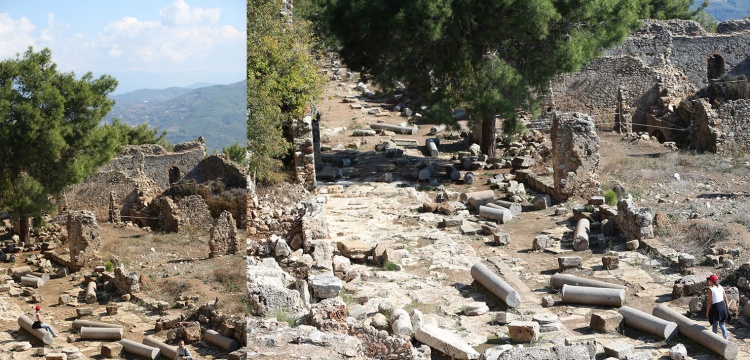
[0,0,245,94]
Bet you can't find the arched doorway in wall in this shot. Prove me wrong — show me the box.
[169,166,181,184]
[708,54,726,80]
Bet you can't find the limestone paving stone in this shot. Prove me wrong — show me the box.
[590,310,623,333]
[309,273,343,299]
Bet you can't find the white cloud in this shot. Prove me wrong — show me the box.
[0,13,36,59]
[159,0,221,26]
[0,1,244,91]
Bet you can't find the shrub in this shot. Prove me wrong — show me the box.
[104,261,115,272]
[603,189,618,206]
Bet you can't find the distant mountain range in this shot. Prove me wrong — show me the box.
[105,81,245,152]
[704,0,750,22]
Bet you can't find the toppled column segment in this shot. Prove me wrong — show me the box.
[618,306,677,340]
[550,273,626,290]
[561,284,625,307]
[121,339,160,359]
[471,263,521,308]
[653,304,739,360]
[80,327,124,340]
[18,315,53,345]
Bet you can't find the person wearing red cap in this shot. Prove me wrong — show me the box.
[31,305,57,337]
[706,274,729,339]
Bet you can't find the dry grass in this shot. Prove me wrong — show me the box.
[660,220,750,258]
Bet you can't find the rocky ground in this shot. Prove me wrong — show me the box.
[246,65,750,360]
[0,221,246,359]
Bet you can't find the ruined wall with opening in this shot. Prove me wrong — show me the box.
[184,154,247,189]
[102,139,205,190]
[547,19,750,133]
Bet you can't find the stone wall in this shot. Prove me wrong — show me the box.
[291,115,317,190]
[548,19,750,133]
[679,98,750,153]
[184,154,247,190]
[715,99,750,152]
[176,195,213,233]
[102,140,205,191]
[209,211,240,258]
[550,112,601,202]
[66,171,161,221]
[67,211,100,271]
[113,265,140,294]
[614,198,654,241]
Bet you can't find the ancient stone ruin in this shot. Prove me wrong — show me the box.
[67,210,100,271]
[545,18,750,153]
[550,112,601,201]
[209,211,239,258]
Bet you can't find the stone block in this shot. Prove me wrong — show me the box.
[495,312,517,324]
[590,310,623,333]
[76,307,93,318]
[626,240,639,251]
[464,302,489,316]
[46,354,67,360]
[494,232,510,246]
[588,196,605,206]
[542,295,555,307]
[460,224,477,235]
[415,324,480,360]
[558,256,582,270]
[678,254,695,269]
[507,321,539,343]
[533,235,551,250]
[101,343,123,358]
[603,340,633,359]
[602,255,619,270]
[309,273,343,299]
[565,335,597,360]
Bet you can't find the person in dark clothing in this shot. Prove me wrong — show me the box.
[706,274,730,339]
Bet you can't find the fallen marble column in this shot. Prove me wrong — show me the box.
[561,284,624,307]
[479,205,512,224]
[619,306,677,340]
[143,336,177,360]
[460,156,473,170]
[80,326,124,340]
[418,165,435,181]
[72,319,124,331]
[121,339,160,359]
[205,329,240,351]
[471,263,521,308]
[468,197,485,210]
[460,190,495,202]
[464,172,475,185]
[28,272,50,282]
[493,200,523,216]
[653,304,738,359]
[426,138,439,157]
[11,265,31,279]
[415,324,480,360]
[86,281,97,304]
[21,275,43,288]
[550,273,626,290]
[370,123,416,135]
[18,315,53,345]
[445,166,461,181]
[573,218,590,251]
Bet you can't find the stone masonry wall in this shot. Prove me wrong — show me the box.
[102,140,205,191]
[716,99,750,152]
[551,112,601,202]
[113,265,141,294]
[548,19,750,132]
[184,154,247,189]
[65,171,161,221]
[614,198,654,241]
[292,115,317,190]
[550,56,661,130]
[67,210,101,271]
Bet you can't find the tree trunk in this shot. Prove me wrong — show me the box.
[19,215,30,245]
[481,117,497,157]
